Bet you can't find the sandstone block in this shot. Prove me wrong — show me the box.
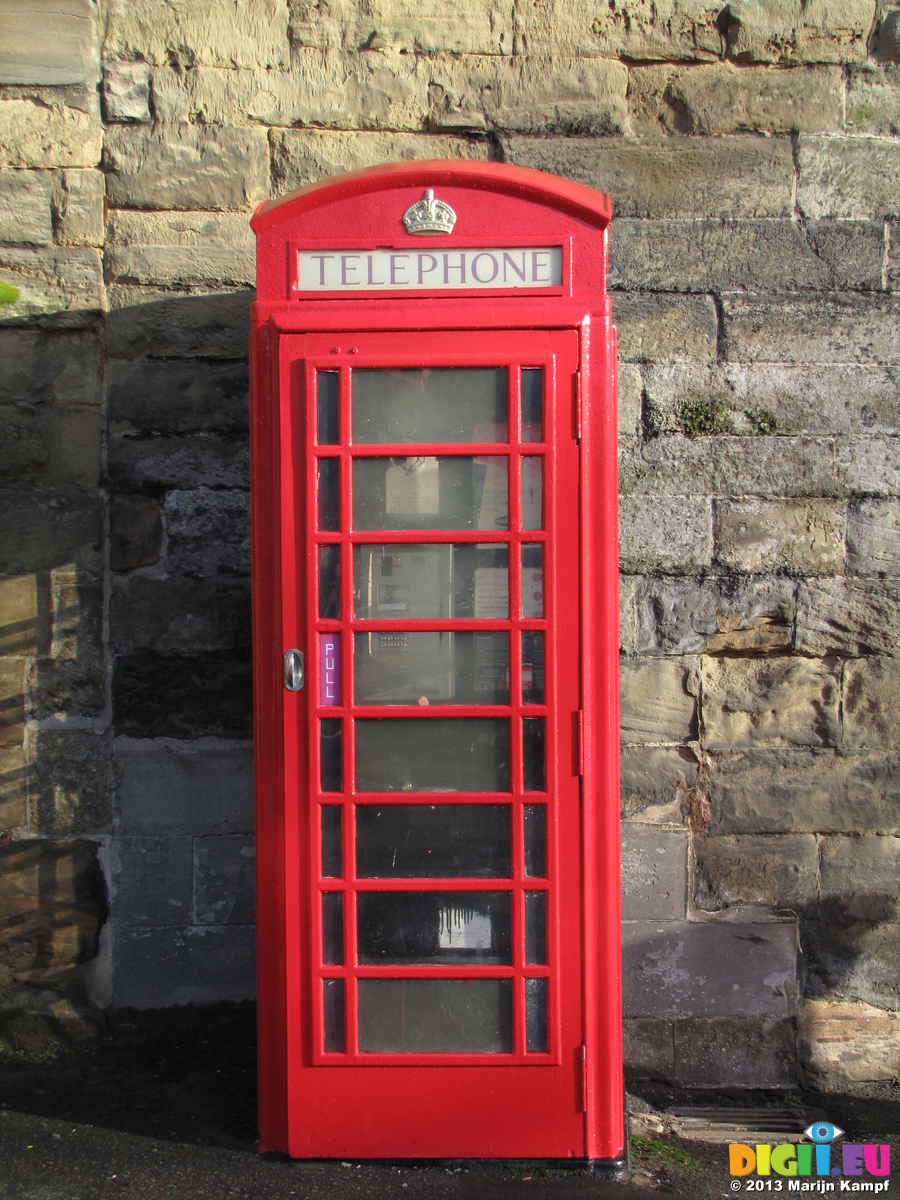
[27,729,111,835]
[108,360,249,436]
[802,219,888,290]
[635,574,796,657]
[803,919,900,1009]
[113,650,253,739]
[270,129,490,195]
[0,658,25,747]
[835,436,900,498]
[717,0,873,64]
[291,0,511,55]
[702,656,841,750]
[111,923,256,1009]
[0,329,100,406]
[103,0,289,69]
[504,136,793,218]
[0,487,102,576]
[621,825,688,920]
[620,574,637,656]
[104,126,269,212]
[107,434,250,490]
[0,574,39,656]
[0,0,97,86]
[798,135,900,219]
[0,169,52,244]
[874,7,900,63]
[610,217,881,293]
[618,364,642,439]
[0,742,27,832]
[110,837,193,927]
[613,292,718,363]
[101,62,151,123]
[163,489,251,578]
[0,246,102,326]
[110,576,251,655]
[714,499,845,574]
[692,833,819,912]
[109,493,162,573]
[710,748,900,834]
[26,577,105,720]
[796,577,900,656]
[509,0,724,60]
[194,835,256,925]
[673,1017,797,1088]
[620,745,703,822]
[844,657,900,751]
[0,401,100,486]
[723,294,900,365]
[622,917,797,1019]
[628,63,843,135]
[115,736,254,836]
[847,499,900,576]
[620,656,698,745]
[106,286,253,359]
[819,834,900,922]
[51,169,104,246]
[0,97,101,168]
[623,1018,675,1082]
[105,210,255,287]
[847,65,900,135]
[619,495,712,575]
[799,998,900,1083]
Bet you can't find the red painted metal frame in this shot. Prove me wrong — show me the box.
[250,161,622,1163]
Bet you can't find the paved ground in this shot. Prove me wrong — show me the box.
[0,1004,897,1200]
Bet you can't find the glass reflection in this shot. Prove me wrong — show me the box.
[358,979,513,1053]
[352,544,507,621]
[352,456,507,532]
[352,368,507,444]
[356,804,511,878]
[355,718,510,793]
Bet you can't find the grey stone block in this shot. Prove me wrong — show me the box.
[0,0,98,86]
[702,656,841,750]
[798,136,900,219]
[846,65,900,136]
[163,489,251,579]
[803,919,900,1009]
[502,136,794,218]
[104,126,269,213]
[623,1018,675,1082]
[621,745,703,823]
[115,737,254,837]
[796,577,900,657]
[194,835,255,925]
[673,1017,797,1088]
[113,651,253,740]
[819,834,900,923]
[835,436,900,498]
[619,495,713,575]
[112,923,256,1009]
[0,487,102,577]
[723,295,900,365]
[847,499,900,577]
[108,360,249,437]
[635,574,796,657]
[0,169,52,244]
[105,286,253,359]
[107,434,250,490]
[620,574,637,657]
[844,658,900,751]
[110,576,251,655]
[692,834,819,912]
[620,657,698,745]
[613,292,718,363]
[622,917,798,1019]
[28,729,111,836]
[111,837,193,926]
[714,499,845,575]
[0,399,100,487]
[621,825,688,921]
[710,749,900,835]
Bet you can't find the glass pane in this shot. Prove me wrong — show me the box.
[358,979,513,1053]
[319,633,340,706]
[320,718,342,792]
[357,891,511,964]
[356,804,511,878]
[355,718,510,793]
[321,806,342,877]
[317,370,339,445]
[521,369,543,443]
[318,544,340,619]
[323,978,345,1052]
[521,457,543,531]
[352,368,507,445]
[521,632,544,704]
[353,456,507,532]
[317,457,340,531]
[353,544,508,621]
[525,891,547,964]
[523,805,546,878]
[523,718,546,792]
[354,631,509,705]
[322,891,344,964]
[521,545,544,618]
[525,977,548,1052]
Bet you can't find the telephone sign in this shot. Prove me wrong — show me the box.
[250,161,623,1166]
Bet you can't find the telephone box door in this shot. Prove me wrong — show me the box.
[279,326,587,1158]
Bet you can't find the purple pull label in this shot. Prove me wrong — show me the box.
[319,635,340,706]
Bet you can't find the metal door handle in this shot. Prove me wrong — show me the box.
[284,649,304,691]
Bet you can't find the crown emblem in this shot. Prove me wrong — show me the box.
[402,189,457,236]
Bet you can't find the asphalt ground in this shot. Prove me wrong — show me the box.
[0,1004,897,1200]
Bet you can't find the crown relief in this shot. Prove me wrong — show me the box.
[402,189,457,236]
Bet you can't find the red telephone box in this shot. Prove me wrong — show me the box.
[249,161,622,1166]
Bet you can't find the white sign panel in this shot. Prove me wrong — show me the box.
[296,246,563,291]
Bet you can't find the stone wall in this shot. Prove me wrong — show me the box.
[1,0,898,1087]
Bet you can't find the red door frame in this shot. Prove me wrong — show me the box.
[250,162,622,1165]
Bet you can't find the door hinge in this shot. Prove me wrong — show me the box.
[580,1043,588,1113]
[576,709,585,777]
[575,370,583,442]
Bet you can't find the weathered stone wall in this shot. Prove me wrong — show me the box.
[1,0,898,1087]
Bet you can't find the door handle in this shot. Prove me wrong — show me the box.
[284,649,305,691]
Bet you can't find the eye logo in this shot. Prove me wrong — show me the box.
[803,1122,844,1143]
